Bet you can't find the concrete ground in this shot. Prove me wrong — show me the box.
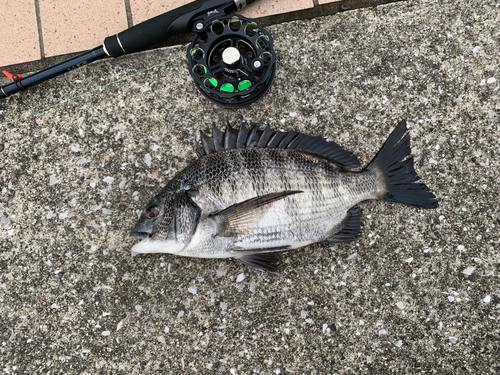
[1,0,499,373]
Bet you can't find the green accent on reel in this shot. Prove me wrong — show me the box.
[220,83,235,93]
[190,48,205,60]
[259,52,272,63]
[192,64,207,75]
[256,35,269,49]
[238,80,252,91]
[203,78,218,89]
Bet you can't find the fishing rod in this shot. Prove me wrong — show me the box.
[0,0,261,101]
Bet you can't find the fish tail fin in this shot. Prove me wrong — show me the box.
[368,120,438,209]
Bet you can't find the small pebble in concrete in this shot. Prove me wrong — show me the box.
[462,266,475,275]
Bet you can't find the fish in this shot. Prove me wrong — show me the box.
[129,120,438,272]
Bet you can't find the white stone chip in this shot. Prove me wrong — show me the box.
[188,286,197,294]
[462,266,474,275]
[220,302,227,310]
[101,331,110,336]
[157,336,165,343]
[145,153,152,166]
[116,321,123,331]
[346,253,357,260]
[484,295,491,303]
[236,273,245,282]
[379,329,388,335]
[49,174,57,186]
[396,301,405,309]
[103,176,114,184]
[449,337,458,344]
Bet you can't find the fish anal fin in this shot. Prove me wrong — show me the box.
[214,191,302,237]
[326,207,362,243]
[237,252,281,273]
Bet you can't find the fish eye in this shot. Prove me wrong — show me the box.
[145,206,160,220]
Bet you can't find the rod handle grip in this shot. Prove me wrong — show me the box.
[104,1,206,57]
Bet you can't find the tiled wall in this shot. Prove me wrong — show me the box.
[1,0,340,68]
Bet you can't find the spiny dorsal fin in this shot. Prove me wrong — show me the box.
[196,122,360,168]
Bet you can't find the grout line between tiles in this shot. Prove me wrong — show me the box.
[124,0,134,27]
[34,0,46,59]
[313,0,320,6]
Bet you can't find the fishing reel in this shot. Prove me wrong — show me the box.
[187,15,276,108]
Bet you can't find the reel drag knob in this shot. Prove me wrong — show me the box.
[222,47,241,66]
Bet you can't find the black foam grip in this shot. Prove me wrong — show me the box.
[104,1,205,57]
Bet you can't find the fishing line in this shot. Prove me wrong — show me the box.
[0,54,185,130]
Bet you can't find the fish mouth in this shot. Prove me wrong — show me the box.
[131,240,147,257]
[129,231,151,240]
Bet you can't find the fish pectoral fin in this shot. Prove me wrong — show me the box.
[212,191,302,237]
[325,207,363,243]
[236,252,282,273]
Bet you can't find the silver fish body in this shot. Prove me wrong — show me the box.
[130,120,438,272]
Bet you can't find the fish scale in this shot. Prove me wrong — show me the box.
[129,121,438,272]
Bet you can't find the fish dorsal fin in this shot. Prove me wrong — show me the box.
[196,122,360,168]
[212,191,302,237]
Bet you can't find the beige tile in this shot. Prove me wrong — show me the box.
[40,0,128,57]
[0,0,40,67]
[130,0,315,26]
[130,0,192,25]
[240,0,314,18]
[318,0,343,4]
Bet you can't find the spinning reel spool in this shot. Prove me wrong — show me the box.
[187,15,276,108]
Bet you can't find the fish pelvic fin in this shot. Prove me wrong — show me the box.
[236,252,282,273]
[212,191,302,237]
[368,120,438,209]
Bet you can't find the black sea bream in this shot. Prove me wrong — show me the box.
[129,120,438,272]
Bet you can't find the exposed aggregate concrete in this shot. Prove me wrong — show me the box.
[0,0,499,373]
